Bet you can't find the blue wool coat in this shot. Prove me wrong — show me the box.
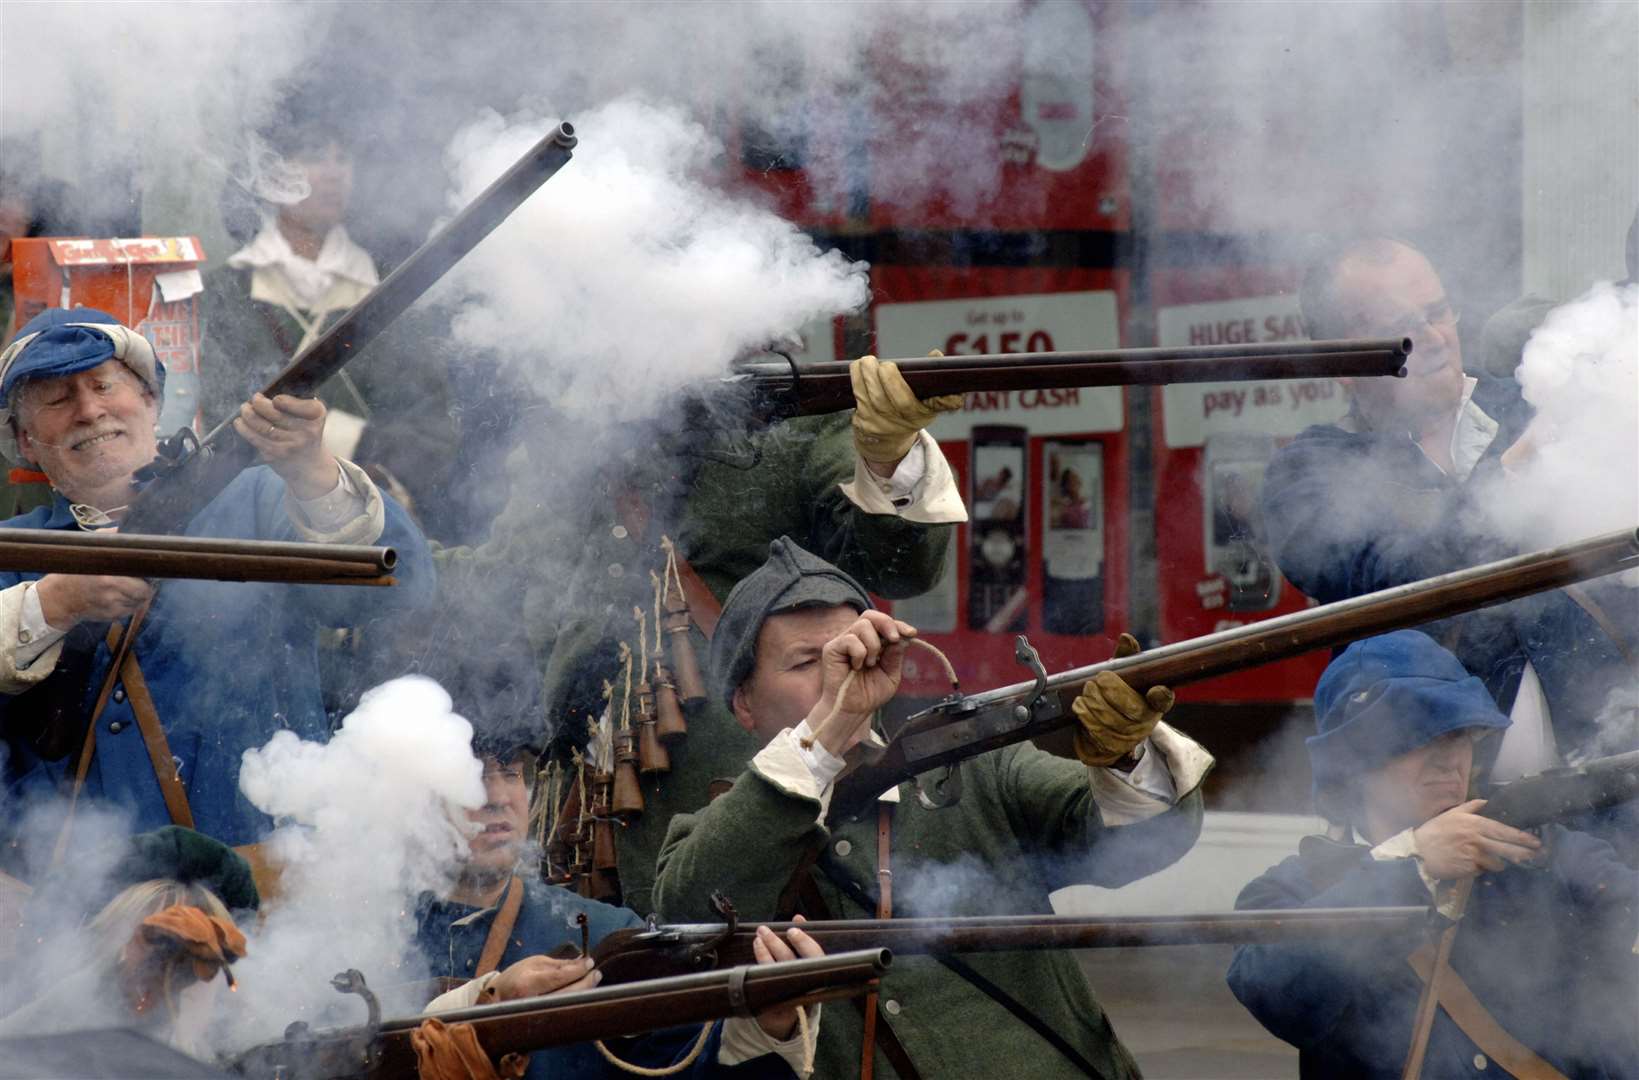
[1226,827,1639,1080]
[1261,415,1633,761]
[0,467,434,848]
[414,877,795,1080]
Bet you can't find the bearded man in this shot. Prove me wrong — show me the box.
[0,307,433,858]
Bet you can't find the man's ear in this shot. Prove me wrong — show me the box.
[730,686,757,735]
[13,420,35,463]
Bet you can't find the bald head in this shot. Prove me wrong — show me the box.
[1301,238,1466,427]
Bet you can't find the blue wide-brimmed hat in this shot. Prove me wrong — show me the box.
[0,307,165,461]
[1307,630,1509,792]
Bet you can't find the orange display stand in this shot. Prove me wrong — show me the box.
[9,236,208,436]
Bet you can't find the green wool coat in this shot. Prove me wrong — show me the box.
[438,411,954,915]
[653,745,1208,1080]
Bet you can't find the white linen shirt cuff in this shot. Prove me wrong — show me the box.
[720,1007,821,1074]
[285,456,386,544]
[1369,827,1458,915]
[750,721,848,820]
[17,580,68,668]
[840,431,967,525]
[423,971,496,1013]
[1084,722,1214,826]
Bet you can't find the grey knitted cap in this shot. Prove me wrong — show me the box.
[708,536,872,708]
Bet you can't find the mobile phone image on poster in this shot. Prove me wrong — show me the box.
[968,426,1028,632]
[1202,434,1282,613]
[1042,439,1105,635]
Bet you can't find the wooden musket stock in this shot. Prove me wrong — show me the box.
[231,951,889,1079]
[734,337,1411,419]
[0,529,396,586]
[1482,749,1639,829]
[835,528,1639,816]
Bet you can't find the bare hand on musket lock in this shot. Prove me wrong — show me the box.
[488,954,602,1002]
[807,610,918,756]
[234,393,341,500]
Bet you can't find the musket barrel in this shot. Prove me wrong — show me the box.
[1031,527,1639,701]
[123,122,579,536]
[746,337,1410,416]
[0,530,396,585]
[846,528,1639,805]
[595,908,1427,983]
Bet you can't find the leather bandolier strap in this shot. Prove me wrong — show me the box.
[1405,943,1570,1080]
[61,612,280,902]
[476,875,527,979]
[793,853,922,1080]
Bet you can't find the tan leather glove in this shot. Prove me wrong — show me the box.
[849,352,963,465]
[1071,633,1176,767]
[412,1018,529,1080]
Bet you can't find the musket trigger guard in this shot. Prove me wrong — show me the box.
[1014,635,1048,708]
[914,764,963,810]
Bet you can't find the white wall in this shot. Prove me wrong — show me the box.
[1522,0,1639,298]
[1053,811,1323,916]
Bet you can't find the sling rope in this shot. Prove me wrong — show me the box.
[592,1005,815,1078]
[594,1022,713,1077]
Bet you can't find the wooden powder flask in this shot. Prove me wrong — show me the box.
[653,665,689,745]
[635,682,670,776]
[663,601,708,709]
[570,843,593,899]
[611,736,645,819]
[592,819,619,872]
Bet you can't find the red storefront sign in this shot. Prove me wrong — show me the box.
[1151,267,1335,702]
[870,266,1131,695]
[9,236,208,436]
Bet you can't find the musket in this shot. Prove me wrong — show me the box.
[734,337,1410,420]
[836,527,1639,817]
[230,951,890,1080]
[0,528,396,586]
[122,121,579,536]
[1481,750,1639,829]
[584,903,1430,987]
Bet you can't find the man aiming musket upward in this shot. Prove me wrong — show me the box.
[0,308,434,857]
[651,538,1214,1080]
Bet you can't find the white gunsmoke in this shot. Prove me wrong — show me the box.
[1485,282,1639,561]
[441,98,870,421]
[220,676,485,1050]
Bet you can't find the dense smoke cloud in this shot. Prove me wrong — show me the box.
[1483,282,1639,556]
[441,100,869,419]
[223,677,485,1049]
